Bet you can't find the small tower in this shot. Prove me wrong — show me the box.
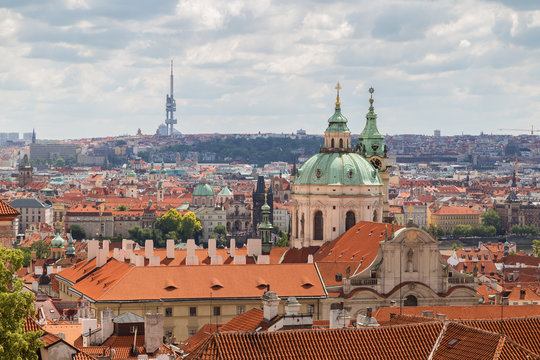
[157,180,164,203]
[31,128,36,144]
[259,191,273,254]
[18,154,33,187]
[253,176,273,233]
[65,233,76,258]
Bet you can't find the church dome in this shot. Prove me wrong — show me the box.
[51,233,65,248]
[295,152,382,186]
[193,183,215,196]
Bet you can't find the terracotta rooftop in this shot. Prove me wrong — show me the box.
[314,221,404,287]
[185,322,444,360]
[374,305,540,323]
[0,199,20,217]
[69,261,325,302]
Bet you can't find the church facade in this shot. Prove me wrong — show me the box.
[290,86,387,248]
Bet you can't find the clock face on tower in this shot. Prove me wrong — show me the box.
[370,157,382,170]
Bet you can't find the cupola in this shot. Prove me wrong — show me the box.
[323,82,352,152]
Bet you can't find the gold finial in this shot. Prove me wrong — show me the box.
[335,82,342,105]
[369,87,374,105]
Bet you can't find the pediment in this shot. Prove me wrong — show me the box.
[387,228,437,245]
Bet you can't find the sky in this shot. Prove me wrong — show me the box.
[1,0,539,139]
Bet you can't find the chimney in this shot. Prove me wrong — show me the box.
[208,238,216,258]
[122,239,133,252]
[436,313,447,320]
[234,255,246,264]
[356,307,378,328]
[366,307,372,319]
[88,240,99,260]
[422,310,434,318]
[262,290,280,322]
[210,255,222,265]
[284,297,301,316]
[307,254,313,263]
[187,239,196,257]
[166,239,175,259]
[135,255,145,267]
[47,266,54,275]
[96,248,107,268]
[149,256,160,266]
[102,240,110,255]
[113,248,119,260]
[229,238,236,258]
[100,309,114,343]
[144,313,163,354]
[257,255,270,264]
[247,238,262,257]
[145,240,154,259]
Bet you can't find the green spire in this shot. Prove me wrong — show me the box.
[357,87,385,157]
[325,82,350,133]
[65,233,76,256]
[259,191,273,254]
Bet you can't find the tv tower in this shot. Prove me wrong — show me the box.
[165,60,177,136]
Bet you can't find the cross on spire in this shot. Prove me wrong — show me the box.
[335,82,342,105]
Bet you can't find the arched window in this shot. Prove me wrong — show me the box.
[331,139,335,148]
[339,138,343,148]
[300,213,305,237]
[373,210,378,222]
[295,211,299,238]
[404,295,418,307]
[345,211,356,231]
[314,211,323,240]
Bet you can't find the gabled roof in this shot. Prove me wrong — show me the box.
[8,198,51,208]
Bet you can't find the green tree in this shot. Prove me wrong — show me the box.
[472,224,496,237]
[69,224,86,240]
[165,231,177,241]
[0,245,43,359]
[30,240,50,259]
[275,232,289,247]
[453,225,473,237]
[155,209,182,235]
[532,240,540,257]
[116,204,128,211]
[451,242,461,251]
[213,225,227,239]
[53,157,65,167]
[179,212,202,242]
[19,247,32,267]
[482,209,502,234]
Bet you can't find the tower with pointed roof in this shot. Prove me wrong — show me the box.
[18,154,33,188]
[253,176,273,234]
[357,88,391,222]
[259,192,273,254]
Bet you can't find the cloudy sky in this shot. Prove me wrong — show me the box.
[1,0,539,139]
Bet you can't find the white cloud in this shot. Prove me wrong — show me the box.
[0,0,539,138]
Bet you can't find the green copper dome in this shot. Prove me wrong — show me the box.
[193,183,215,196]
[294,152,382,186]
[51,233,65,248]
[218,186,233,196]
[127,170,136,177]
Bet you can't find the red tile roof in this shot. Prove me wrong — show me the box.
[0,199,19,217]
[185,322,444,359]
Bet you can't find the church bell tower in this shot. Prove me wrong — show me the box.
[357,88,391,222]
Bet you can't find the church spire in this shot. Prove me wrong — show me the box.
[260,189,273,254]
[357,87,385,157]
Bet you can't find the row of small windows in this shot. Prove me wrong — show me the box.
[165,304,315,318]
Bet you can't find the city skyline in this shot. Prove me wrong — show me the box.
[1,0,540,139]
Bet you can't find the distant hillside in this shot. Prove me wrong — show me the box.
[162,136,332,166]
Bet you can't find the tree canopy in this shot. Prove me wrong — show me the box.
[0,245,43,359]
[69,224,86,240]
[482,209,502,234]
